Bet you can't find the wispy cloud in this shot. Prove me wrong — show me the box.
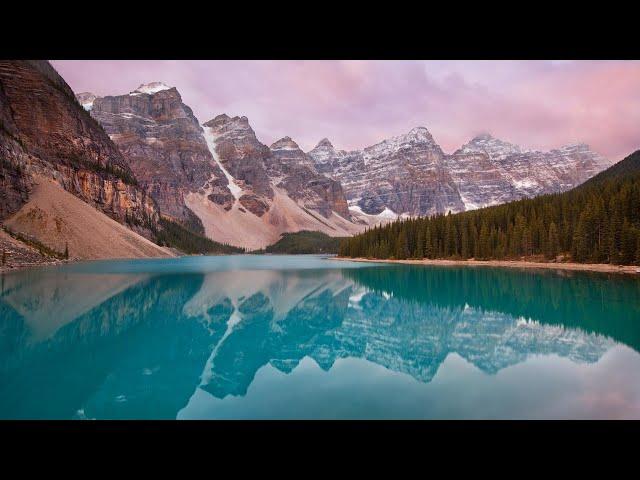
[52,60,640,160]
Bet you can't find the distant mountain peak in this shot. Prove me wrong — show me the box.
[408,126,431,136]
[460,133,522,158]
[76,92,98,111]
[316,138,334,148]
[471,132,494,142]
[270,136,301,151]
[204,115,254,137]
[212,113,230,122]
[132,82,172,95]
[394,126,436,145]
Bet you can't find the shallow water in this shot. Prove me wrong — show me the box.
[1,255,639,419]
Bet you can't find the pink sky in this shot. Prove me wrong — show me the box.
[52,60,640,160]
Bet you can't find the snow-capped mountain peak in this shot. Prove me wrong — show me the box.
[132,82,172,95]
[460,133,522,158]
[364,126,439,161]
[308,126,611,218]
[407,126,433,139]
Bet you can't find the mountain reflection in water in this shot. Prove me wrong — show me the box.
[1,256,639,419]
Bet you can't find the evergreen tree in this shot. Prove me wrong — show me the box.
[478,222,490,260]
[424,226,434,259]
[395,228,409,259]
[414,228,424,258]
[547,222,560,260]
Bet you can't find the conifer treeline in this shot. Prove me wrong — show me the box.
[340,151,640,265]
[156,217,244,254]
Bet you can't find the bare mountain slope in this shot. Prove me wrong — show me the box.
[84,87,364,249]
[0,61,160,235]
[5,177,173,260]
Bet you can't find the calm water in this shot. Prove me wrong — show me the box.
[1,255,639,419]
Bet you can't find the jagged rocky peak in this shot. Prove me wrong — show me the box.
[388,126,438,147]
[204,114,255,137]
[76,92,98,111]
[202,113,274,206]
[364,125,442,159]
[309,137,340,157]
[551,142,611,170]
[316,138,334,148]
[307,138,342,173]
[87,80,227,224]
[269,136,315,170]
[390,125,436,145]
[205,113,232,126]
[458,133,522,158]
[407,126,435,141]
[270,136,302,151]
[131,82,172,95]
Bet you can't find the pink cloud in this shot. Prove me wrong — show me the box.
[51,60,640,160]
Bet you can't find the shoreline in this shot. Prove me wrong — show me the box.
[3,254,639,276]
[334,257,640,275]
[0,258,78,275]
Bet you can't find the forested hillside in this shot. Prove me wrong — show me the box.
[155,218,244,255]
[257,231,345,254]
[340,150,640,265]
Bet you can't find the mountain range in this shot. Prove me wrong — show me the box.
[80,80,611,247]
[307,129,611,217]
[0,61,613,258]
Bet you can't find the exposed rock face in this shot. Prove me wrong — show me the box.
[88,83,230,227]
[268,137,350,218]
[0,61,159,236]
[203,114,273,216]
[448,134,611,209]
[82,95,359,249]
[308,127,464,216]
[179,115,361,249]
[446,134,520,209]
[308,130,611,216]
[203,115,350,220]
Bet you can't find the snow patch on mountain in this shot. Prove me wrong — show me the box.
[202,125,243,200]
[132,82,172,95]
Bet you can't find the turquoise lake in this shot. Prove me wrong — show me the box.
[1,254,639,419]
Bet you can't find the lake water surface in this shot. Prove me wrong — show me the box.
[1,255,639,419]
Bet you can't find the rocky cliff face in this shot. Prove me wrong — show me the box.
[0,61,159,234]
[203,114,274,216]
[80,92,358,248]
[308,130,611,217]
[448,134,611,209]
[268,137,350,218]
[85,89,353,240]
[201,114,351,219]
[88,83,231,228]
[308,128,464,217]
